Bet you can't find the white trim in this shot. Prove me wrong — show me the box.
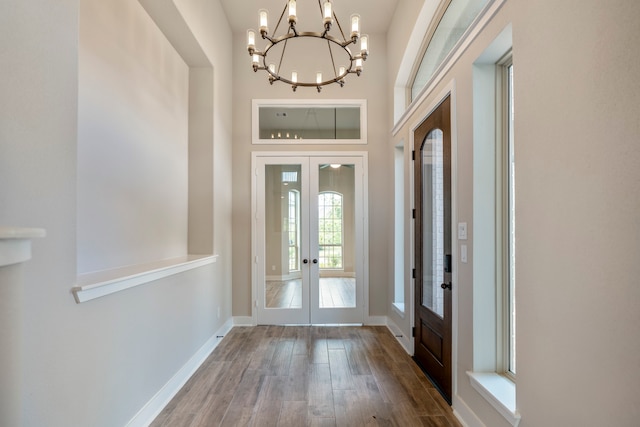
[392,0,507,135]
[72,255,218,303]
[233,316,256,326]
[126,318,234,427]
[452,394,484,427]
[386,317,412,354]
[467,372,520,426]
[252,99,367,145]
[0,227,46,267]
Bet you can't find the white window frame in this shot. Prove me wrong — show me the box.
[496,54,515,378]
[469,24,520,426]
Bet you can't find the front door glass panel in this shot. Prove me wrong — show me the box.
[422,129,445,318]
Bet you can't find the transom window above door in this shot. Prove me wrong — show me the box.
[252,99,367,145]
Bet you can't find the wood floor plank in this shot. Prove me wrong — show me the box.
[333,389,364,427]
[328,349,354,390]
[270,339,294,376]
[344,339,372,375]
[308,363,335,418]
[285,354,309,401]
[152,326,462,427]
[279,401,308,427]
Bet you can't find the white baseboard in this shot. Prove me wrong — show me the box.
[364,315,387,325]
[385,318,413,354]
[126,318,234,427]
[453,394,485,427]
[233,316,255,326]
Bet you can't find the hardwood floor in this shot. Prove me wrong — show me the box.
[151,326,461,427]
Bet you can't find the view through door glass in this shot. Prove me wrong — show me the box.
[265,165,304,310]
[318,163,356,309]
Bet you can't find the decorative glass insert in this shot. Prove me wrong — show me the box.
[411,0,489,101]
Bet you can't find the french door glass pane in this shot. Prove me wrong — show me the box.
[265,164,302,309]
[422,129,445,318]
[318,163,356,308]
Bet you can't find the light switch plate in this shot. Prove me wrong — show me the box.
[458,222,468,240]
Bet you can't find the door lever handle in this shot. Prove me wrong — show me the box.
[441,282,452,290]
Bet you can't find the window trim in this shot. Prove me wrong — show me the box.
[470,23,517,424]
[496,52,515,379]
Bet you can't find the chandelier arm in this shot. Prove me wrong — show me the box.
[277,38,289,76]
[272,3,288,38]
[333,11,348,43]
[327,39,338,78]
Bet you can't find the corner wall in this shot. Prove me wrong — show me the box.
[0,0,234,425]
[389,0,640,426]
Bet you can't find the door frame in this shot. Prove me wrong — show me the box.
[251,151,369,325]
[409,83,459,402]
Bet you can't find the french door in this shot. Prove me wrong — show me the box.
[414,96,453,402]
[253,154,366,325]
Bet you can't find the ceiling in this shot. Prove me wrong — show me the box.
[220,0,400,35]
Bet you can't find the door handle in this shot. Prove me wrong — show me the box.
[441,282,452,290]
[312,259,318,264]
[303,258,309,264]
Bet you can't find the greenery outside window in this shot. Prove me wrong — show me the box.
[318,192,343,269]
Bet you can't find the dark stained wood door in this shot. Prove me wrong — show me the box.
[413,95,452,402]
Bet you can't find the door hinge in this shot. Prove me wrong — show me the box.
[412,327,416,337]
[412,268,416,279]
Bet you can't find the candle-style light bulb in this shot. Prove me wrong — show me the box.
[288,0,297,24]
[323,1,333,29]
[247,29,256,53]
[350,14,360,40]
[339,66,346,77]
[291,71,298,83]
[360,34,369,59]
[259,9,269,35]
[316,72,323,85]
[355,58,363,75]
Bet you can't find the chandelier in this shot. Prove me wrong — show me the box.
[247,0,369,92]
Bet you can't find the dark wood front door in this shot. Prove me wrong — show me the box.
[413,95,452,402]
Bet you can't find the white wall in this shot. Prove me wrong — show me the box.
[77,0,190,274]
[231,29,391,320]
[0,0,234,425]
[390,0,640,425]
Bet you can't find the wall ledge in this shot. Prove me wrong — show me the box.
[0,227,46,268]
[467,371,520,426]
[72,254,218,303]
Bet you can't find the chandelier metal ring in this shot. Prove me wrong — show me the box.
[247,0,369,92]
